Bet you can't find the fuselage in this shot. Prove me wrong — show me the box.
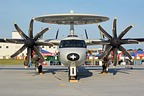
[58,37,87,67]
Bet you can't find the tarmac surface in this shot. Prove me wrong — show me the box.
[0,64,144,96]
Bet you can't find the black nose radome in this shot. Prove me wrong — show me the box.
[67,53,80,61]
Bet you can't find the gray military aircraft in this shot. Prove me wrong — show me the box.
[1,11,144,81]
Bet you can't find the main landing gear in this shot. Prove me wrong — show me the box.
[68,66,78,82]
[101,57,109,74]
[101,64,108,74]
[35,65,43,75]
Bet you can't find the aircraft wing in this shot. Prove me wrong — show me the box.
[85,39,110,46]
[45,39,61,46]
[123,38,144,42]
[85,38,144,46]
[0,38,61,46]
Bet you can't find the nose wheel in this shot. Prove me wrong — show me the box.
[68,66,78,82]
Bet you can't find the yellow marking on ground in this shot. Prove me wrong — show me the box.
[59,84,66,86]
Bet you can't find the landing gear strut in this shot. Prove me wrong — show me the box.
[101,64,108,74]
[35,58,43,74]
[68,66,78,82]
[35,64,43,74]
[38,65,43,74]
[101,57,109,74]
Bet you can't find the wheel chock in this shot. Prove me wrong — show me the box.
[101,71,107,74]
[39,72,43,75]
[69,80,78,83]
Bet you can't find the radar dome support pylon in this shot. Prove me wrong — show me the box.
[70,23,74,35]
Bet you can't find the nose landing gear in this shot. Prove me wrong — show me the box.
[68,66,78,82]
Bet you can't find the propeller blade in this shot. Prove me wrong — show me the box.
[28,19,34,38]
[113,18,117,38]
[99,29,105,39]
[105,51,110,59]
[11,45,27,58]
[14,22,28,39]
[35,41,54,46]
[34,27,50,41]
[25,48,31,66]
[118,25,133,39]
[98,25,112,39]
[113,48,118,66]
[55,29,59,39]
[121,40,139,44]
[118,45,132,60]
[98,45,112,59]
[33,46,44,61]
[4,39,24,44]
[85,29,88,39]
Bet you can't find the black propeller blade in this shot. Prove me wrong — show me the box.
[10,18,51,66]
[11,45,27,58]
[98,18,138,66]
[4,39,24,44]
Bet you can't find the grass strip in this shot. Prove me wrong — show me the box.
[0,59,24,65]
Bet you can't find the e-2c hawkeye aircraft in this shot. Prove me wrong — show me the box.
[1,11,144,81]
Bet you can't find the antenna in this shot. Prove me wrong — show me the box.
[55,29,59,39]
[70,23,74,35]
[85,29,88,39]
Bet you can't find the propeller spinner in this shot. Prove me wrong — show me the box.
[10,19,52,66]
[98,18,138,66]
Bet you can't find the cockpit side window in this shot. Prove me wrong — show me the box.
[59,40,86,48]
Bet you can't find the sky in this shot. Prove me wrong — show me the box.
[0,0,144,49]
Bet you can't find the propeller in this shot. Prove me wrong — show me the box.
[10,18,52,66]
[97,18,138,66]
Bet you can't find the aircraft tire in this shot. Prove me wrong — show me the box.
[38,65,43,73]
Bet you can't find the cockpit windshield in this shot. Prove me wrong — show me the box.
[59,40,87,48]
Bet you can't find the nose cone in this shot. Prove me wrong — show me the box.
[67,53,80,61]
